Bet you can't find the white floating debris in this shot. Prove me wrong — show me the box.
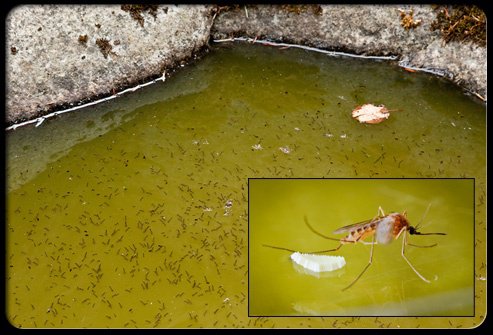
[223,200,233,216]
[290,252,346,273]
[352,104,390,124]
[340,134,347,139]
[251,144,263,150]
[294,127,301,131]
[203,207,213,212]
[324,133,333,138]
[279,146,291,154]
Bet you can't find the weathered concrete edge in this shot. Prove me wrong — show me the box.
[211,5,486,102]
[5,4,486,128]
[5,4,216,126]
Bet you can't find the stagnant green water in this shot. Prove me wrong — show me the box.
[6,43,486,328]
[250,178,474,316]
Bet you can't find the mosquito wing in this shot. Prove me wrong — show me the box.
[332,217,383,234]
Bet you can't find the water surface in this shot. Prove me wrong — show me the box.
[7,43,486,328]
[249,178,474,316]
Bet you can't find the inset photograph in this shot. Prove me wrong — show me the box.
[249,178,474,317]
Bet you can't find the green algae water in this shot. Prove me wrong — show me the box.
[250,178,474,316]
[6,43,486,328]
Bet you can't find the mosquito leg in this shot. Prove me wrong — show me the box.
[263,216,344,255]
[395,226,406,240]
[401,231,431,283]
[367,206,385,224]
[262,244,297,253]
[342,234,375,291]
[359,241,378,245]
[304,216,341,241]
[407,242,437,248]
[310,244,343,254]
[378,206,385,217]
[262,243,343,254]
[401,225,438,248]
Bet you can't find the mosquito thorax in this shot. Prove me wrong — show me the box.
[375,214,396,244]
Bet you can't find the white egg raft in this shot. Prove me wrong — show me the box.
[290,252,346,272]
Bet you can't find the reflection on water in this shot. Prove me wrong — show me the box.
[7,43,485,328]
[293,287,473,316]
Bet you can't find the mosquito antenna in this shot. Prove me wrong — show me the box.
[304,216,341,241]
[409,203,446,235]
[415,203,432,230]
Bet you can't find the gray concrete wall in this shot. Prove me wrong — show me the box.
[6,4,214,124]
[5,4,486,126]
[211,5,486,100]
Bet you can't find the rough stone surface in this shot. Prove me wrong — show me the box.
[6,4,214,124]
[5,4,486,126]
[211,4,486,100]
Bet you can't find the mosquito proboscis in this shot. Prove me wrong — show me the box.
[263,205,446,291]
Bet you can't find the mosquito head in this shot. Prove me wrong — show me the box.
[409,225,446,236]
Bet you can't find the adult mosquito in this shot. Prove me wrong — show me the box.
[263,205,446,291]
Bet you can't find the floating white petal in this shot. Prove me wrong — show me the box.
[290,252,346,272]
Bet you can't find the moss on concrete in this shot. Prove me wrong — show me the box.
[121,4,159,27]
[431,5,486,47]
[95,38,115,59]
